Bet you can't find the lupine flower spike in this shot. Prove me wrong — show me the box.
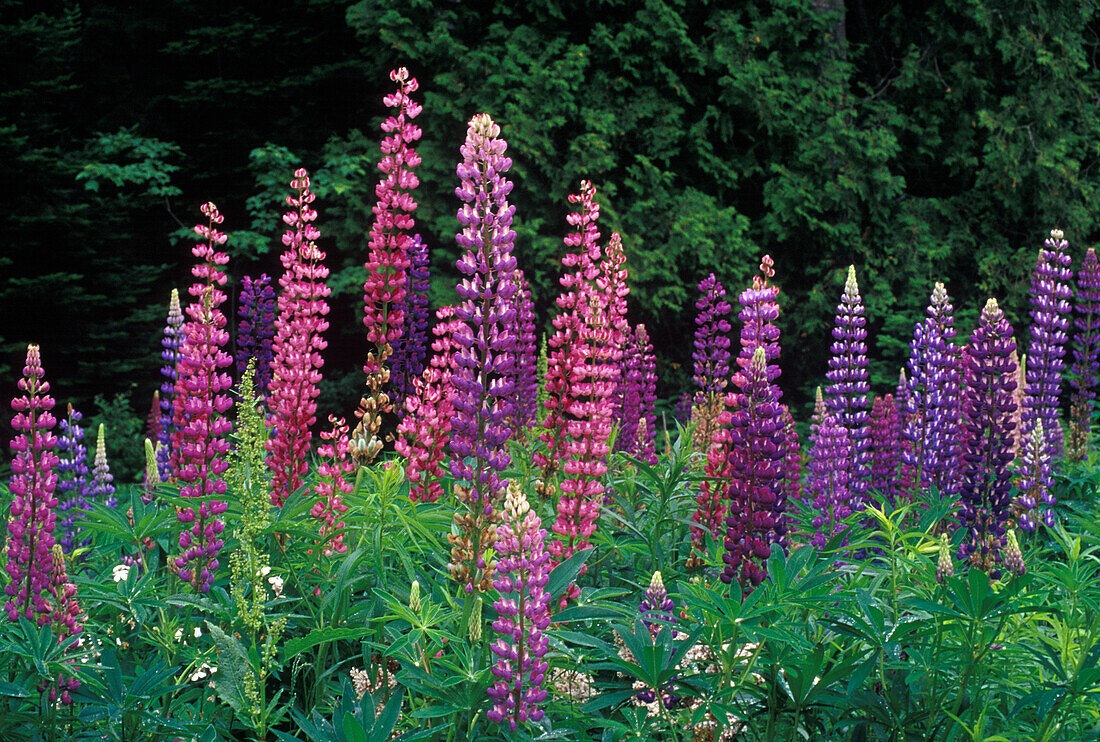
[55,404,89,554]
[86,424,116,509]
[352,67,421,464]
[236,274,276,394]
[957,298,1018,577]
[1068,247,1100,461]
[170,203,234,593]
[157,288,184,481]
[391,235,431,420]
[488,483,551,731]
[311,416,353,556]
[825,266,870,503]
[267,169,330,507]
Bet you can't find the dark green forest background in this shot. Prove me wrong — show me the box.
[3,0,1098,477]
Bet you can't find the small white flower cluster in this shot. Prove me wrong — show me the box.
[190,663,218,683]
[256,565,285,598]
[112,564,131,583]
[174,626,203,642]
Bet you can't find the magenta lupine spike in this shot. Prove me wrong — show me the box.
[809,412,852,548]
[903,282,963,499]
[157,288,184,482]
[779,404,801,506]
[236,274,276,394]
[693,274,732,399]
[958,298,1018,575]
[512,269,539,432]
[55,404,89,555]
[44,544,81,705]
[170,202,234,594]
[549,227,629,571]
[869,395,902,503]
[825,266,871,503]
[691,408,733,558]
[354,67,421,460]
[488,485,551,731]
[391,234,431,420]
[266,169,330,508]
[396,306,463,503]
[722,346,786,590]
[311,416,353,556]
[145,391,162,443]
[1068,247,1100,461]
[447,113,521,593]
[734,256,781,387]
[538,181,602,483]
[5,345,60,623]
[86,424,116,509]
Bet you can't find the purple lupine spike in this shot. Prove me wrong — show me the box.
[734,256,781,386]
[448,113,520,593]
[809,412,852,548]
[85,424,116,509]
[613,327,644,455]
[869,394,902,503]
[825,266,870,503]
[5,344,60,624]
[722,346,786,590]
[693,274,732,399]
[170,203,234,593]
[779,404,801,508]
[1068,247,1100,461]
[640,570,676,635]
[55,404,90,555]
[1015,421,1048,532]
[636,324,658,464]
[488,484,551,730]
[235,274,276,394]
[1020,228,1073,527]
[391,235,431,420]
[512,269,539,432]
[157,288,184,482]
[674,391,693,426]
[958,298,1018,576]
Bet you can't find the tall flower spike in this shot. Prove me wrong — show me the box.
[353,67,421,463]
[311,416,353,556]
[170,202,234,593]
[1014,421,1049,532]
[446,113,520,594]
[391,234,431,420]
[722,346,786,590]
[488,483,551,731]
[236,274,276,395]
[957,298,1018,577]
[1068,247,1100,462]
[691,274,732,450]
[86,424,116,509]
[157,288,184,482]
[5,345,60,624]
[825,266,870,503]
[55,404,89,555]
[809,412,851,548]
[903,282,962,498]
[869,395,902,503]
[267,169,331,508]
[1020,228,1073,528]
[511,269,539,433]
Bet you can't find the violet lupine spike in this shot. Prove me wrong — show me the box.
[55,404,90,555]
[674,392,693,426]
[1068,247,1100,461]
[1015,422,1049,533]
[448,113,520,594]
[488,484,551,731]
[635,324,658,464]
[958,298,1018,575]
[391,234,431,421]
[266,169,331,508]
[869,394,902,503]
[5,344,60,624]
[779,404,801,507]
[693,274,732,399]
[235,274,276,394]
[512,269,539,432]
[157,288,184,482]
[825,266,871,503]
[145,391,162,443]
[353,67,420,463]
[809,412,852,548]
[86,424,116,509]
[170,202,234,594]
[639,571,676,636]
[722,346,786,590]
[734,256,781,387]
[613,327,644,455]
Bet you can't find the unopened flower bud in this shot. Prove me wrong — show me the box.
[1004,531,1025,576]
[409,580,422,615]
[469,595,483,643]
[936,538,954,584]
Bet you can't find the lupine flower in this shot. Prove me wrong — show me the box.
[1014,422,1049,533]
[903,283,962,497]
[1010,351,1027,454]
[869,395,902,503]
[44,545,81,705]
[145,391,162,443]
[639,571,676,635]
[353,67,421,463]
[809,412,852,548]
[722,346,785,590]
[614,324,657,462]
[1004,530,1026,576]
[5,345,60,624]
[512,270,539,433]
[957,298,1018,577]
[86,424,116,509]
[1068,247,1100,461]
[1021,230,1073,490]
[311,416,353,556]
[157,288,184,481]
[691,274,732,449]
[266,169,330,508]
[690,410,733,561]
[235,273,276,394]
[633,324,658,464]
[825,266,871,503]
[734,256,781,385]
[488,483,551,731]
[396,306,463,503]
[935,536,954,583]
[55,404,89,555]
[779,404,802,506]
[170,203,234,593]
[391,235,431,420]
[447,113,520,594]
